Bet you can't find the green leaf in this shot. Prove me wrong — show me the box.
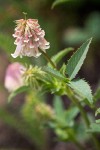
[75,120,89,141]
[69,79,93,104]
[53,96,64,118]
[66,38,92,80]
[65,107,79,123]
[43,66,69,82]
[53,96,67,125]
[48,47,73,67]
[96,119,100,124]
[88,123,100,133]
[52,0,71,9]
[8,86,29,103]
[64,107,79,127]
[53,96,79,127]
[95,108,100,116]
[59,63,66,76]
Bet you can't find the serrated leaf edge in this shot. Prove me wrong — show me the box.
[66,38,92,80]
[69,78,93,103]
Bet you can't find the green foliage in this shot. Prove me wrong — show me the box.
[53,96,79,127]
[53,96,65,123]
[42,75,67,95]
[95,108,100,116]
[53,96,64,115]
[65,107,79,125]
[1,0,100,149]
[66,38,92,80]
[69,79,93,104]
[52,0,71,9]
[96,119,100,124]
[59,63,66,76]
[86,108,100,133]
[88,123,100,133]
[48,47,73,67]
[74,121,89,142]
[51,96,79,141]
[8,86,29,102]
[43,66,69,82]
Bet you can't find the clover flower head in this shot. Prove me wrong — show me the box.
[4,62,24,92]
[11,18,50,58]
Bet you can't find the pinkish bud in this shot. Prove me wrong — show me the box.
[11,19,50,58]
[4,63,24,92]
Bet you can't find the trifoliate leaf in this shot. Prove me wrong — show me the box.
[69,79,93,104]
[66,38,92,80]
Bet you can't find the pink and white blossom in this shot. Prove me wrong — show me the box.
[11,19,50,58]
[4,63,24,92]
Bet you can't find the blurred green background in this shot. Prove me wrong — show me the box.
[0,0,100,149]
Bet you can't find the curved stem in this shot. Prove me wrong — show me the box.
[39,49,57,69]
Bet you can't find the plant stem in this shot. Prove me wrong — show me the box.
[39,49,57,69]
[67,88,100,150]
